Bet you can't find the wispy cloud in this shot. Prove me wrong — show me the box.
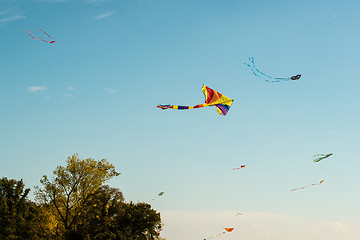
[94,10,116,19]
[0,13,26,23]
[66,86,74,91]
[0,7,26,26]
[27,86,47,93]
[105,88,119,94]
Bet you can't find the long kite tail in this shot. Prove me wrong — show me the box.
[157,103,209,110]
[25,30,40,40]
[291,180,325,192]
[25,29,55,44]
[244,57,291,82]
[204,228,234,240]
[37,29,55,43]
[233,165,246,170]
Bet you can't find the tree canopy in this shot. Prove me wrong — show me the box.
[0,178,42,239]
[27,153,164,240]
[36,153,120,236]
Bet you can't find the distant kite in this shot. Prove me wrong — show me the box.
[25,29,55,44]
[204,227,235,240]
[291,180,324,192]
[314,153,333,162]
[233,165,246,170]
[244,57,301,83]
[157,85,234,116]
[224,228,234,232]
[234,212,242,217]
[152,192,164,200]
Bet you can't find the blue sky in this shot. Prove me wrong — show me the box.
[1,0,360,239]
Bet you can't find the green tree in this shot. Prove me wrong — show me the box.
[0,177,48,240]
[113,201,162,240]
[78,185,124,239]
[36,154,120,238]
[78,185,162,240]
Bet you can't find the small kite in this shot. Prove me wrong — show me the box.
[244,57,301,83]
[233,165,246,170]
[152,192,164,200]
[314,153,333,162]
[291,180,324,192]
[204,228,234,240]
[224,228,234,232]
[234,212,242,217]
[25,29,55,44]
[157,85,234,116]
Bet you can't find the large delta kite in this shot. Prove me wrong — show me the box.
[157,85,234,116]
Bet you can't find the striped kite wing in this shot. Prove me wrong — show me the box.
[202,85,234,115]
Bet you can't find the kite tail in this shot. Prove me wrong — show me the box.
[291,180,324,191]
[245,57,291,82]
[249,57,290,81]
[37,29,52,38]
[157,103,208,110]
[204,228,234,240]
[25,30,39,40]
[25,29,55,44]
[37,29,55,43]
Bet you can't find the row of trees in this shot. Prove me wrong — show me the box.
[0,154,164,240]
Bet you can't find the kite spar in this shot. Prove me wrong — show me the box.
[157,85,234,116]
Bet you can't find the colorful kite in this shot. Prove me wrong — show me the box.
[244,57,301,83]
[291,180,324,192]
[224,228,234,232]
[157,85,234,116]
[314,153,333,162]
[25,29,55,44]
[233,165,246,170]
[204,228,234,240]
